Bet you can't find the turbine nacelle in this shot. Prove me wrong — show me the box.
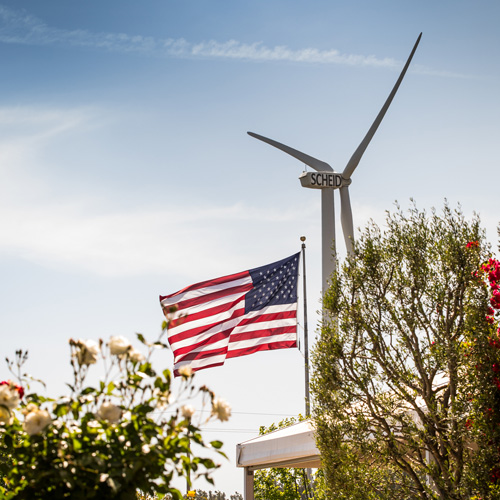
[299,171,351,189]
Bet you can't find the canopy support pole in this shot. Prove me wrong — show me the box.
[244,467,254,500]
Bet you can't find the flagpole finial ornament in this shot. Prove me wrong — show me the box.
[300,236,306,242]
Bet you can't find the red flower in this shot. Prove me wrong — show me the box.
[489,337,500,349]
[489,261,500,283]
[0,379,24,399]
[0,380,24,399]
[465,419,473,429]
[491,466,500,482]
[466,241,479,248]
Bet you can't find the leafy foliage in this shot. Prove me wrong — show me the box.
[135,490,242,499]
[0,321,229,499]
[190,490,243,499]
[312,203,496,499]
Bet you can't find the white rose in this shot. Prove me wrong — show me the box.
[178,365,193,378]
[211,397,231,422]
[128,348,145,363]
[153,389,173,409]
[24,408,51,436]
[0,383,20,410]
[21,402,38,415]
[96,402,122,423]
[0,405,13,425]
[181,405,195,419]
[109,336,131,356]
[142,444,151,454]
[75,339,100,365]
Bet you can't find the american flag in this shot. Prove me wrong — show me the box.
[160,253,300,376]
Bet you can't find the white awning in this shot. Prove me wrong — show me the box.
[236,420,321,471]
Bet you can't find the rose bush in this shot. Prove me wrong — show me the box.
[463,249,500,497]
[0,317,229,500]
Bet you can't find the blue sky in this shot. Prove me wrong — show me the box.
[1,0,500,494]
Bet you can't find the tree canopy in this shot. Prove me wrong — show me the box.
[312,204,500,499]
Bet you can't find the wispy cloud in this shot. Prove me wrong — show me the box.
[0,5,429,71]
[0,198,319,278]
[0,104,320,278]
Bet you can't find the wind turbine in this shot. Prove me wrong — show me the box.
[248,33,422,296]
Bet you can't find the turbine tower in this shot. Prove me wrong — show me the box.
[248,34,422,296]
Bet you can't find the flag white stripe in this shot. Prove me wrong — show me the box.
[231,317,297,334]
[160,275,251,307]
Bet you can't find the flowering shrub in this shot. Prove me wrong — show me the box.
[463,247,500,496]
[0,322,230,499]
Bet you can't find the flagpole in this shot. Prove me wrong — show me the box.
[300,236,310,417]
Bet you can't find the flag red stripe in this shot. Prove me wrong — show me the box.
[238,310,296,326]
[226,340,297,359]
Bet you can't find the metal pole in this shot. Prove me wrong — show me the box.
[300,236,310,417]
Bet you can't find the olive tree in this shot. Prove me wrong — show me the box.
[311,204,495,499]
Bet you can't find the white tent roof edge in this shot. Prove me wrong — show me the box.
[236,419,322,471]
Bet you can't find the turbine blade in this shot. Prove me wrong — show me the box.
[339,186,354,255]
[248,131,333,172]
[342,33,422,180]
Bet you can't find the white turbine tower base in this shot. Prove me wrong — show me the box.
[248,33,422,296]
